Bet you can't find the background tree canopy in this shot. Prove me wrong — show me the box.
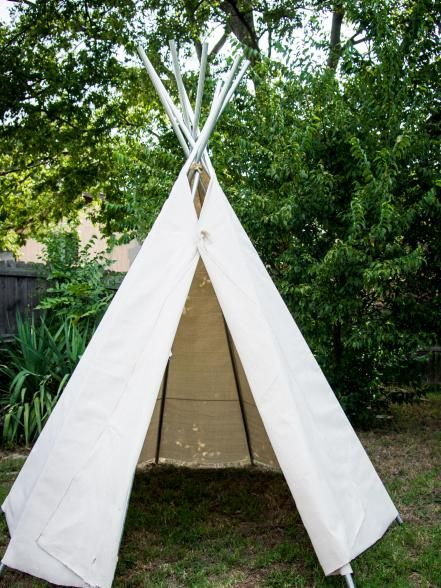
[1,0,440,422]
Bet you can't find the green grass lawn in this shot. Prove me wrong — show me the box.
[0,395,439,587]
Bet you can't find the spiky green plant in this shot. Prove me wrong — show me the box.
[0,314,92,446]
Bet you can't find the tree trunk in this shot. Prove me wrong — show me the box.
[327,7,345,70]
[219,0,260,61]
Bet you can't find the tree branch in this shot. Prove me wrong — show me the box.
[353,36,368,46]
[219,0,260,60]
[6,0,36,7]
[0,154,60,177]
[327,7,345,70]
[210,29,230,56]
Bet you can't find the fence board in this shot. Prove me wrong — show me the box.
[0,260,46,339]
[0,259,123,340]
[427,346,441,388]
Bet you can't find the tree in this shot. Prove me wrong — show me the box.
[0,0,152,250]
[0,0,342,250]
[206,1,441,420]
[1,0,440,421]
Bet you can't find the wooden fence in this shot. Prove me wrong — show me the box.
[0,256,123,341]
[0,259,46,340]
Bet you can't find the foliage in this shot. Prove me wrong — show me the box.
[0,0,160,251]
[216,75,438,421]
[0,0,306,250]
[37,229,117,324]
[0,314,92,446]
[1,0,440,422]
[0,228,114,445]
[197,2,439,421]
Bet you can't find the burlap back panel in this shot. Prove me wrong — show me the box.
[138,259,278,468]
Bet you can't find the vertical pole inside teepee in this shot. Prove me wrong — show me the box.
[137,47,190,156]
[169,40,194,131]
[190,165,209,212]
[137,43,249,186]
[166,42,210,195]
[155,358,171,464]
[219,59,249,117]
[223,318,254,466]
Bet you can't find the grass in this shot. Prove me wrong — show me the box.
[0,395,439,587]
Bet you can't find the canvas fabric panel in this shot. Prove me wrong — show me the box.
[196,172,398,575]
[1,172,200,588]
[231,344,280,468]
[137,396,162,464]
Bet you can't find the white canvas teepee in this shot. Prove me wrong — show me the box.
[1,43,400,588]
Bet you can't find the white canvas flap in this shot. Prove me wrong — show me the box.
[198,173,398,575]
[2,172,200,587]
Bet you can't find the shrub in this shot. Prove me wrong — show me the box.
[0,314,92,446]
[37,229,117,325]
[0,229,120,446]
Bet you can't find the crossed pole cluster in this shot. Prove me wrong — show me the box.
[137,41,250,199]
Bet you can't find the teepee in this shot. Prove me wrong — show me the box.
[0,42,401,588]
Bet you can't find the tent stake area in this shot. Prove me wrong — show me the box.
[344,573,356,588]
